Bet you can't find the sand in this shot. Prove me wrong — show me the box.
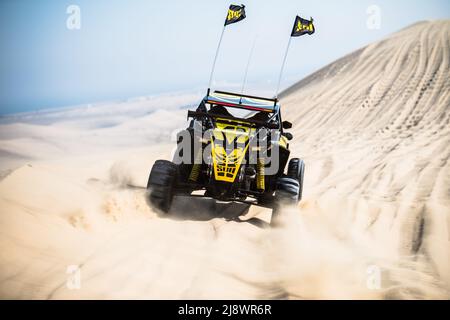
[0,20,449,299]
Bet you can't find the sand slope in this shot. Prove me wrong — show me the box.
[0,21,449,299]
[281,20,450,290]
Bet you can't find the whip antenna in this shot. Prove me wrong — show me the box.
[240,35,258,100]
[208,26,226,93]
[274,15,315,98]
[274,36,292,98]
[207,4,247,96]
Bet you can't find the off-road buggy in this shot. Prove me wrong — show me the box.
[146,90,304,225]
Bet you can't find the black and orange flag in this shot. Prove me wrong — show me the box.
[291,16,315,37]
[224,4,246,26]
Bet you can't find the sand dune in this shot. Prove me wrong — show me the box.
[0,20,449,299]
[280,20,450,292]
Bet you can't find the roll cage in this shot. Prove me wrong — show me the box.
[188,90,283,130]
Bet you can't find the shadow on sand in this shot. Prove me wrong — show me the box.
[164,195,270,229]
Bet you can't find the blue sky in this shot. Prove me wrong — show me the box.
[0,0,449,114]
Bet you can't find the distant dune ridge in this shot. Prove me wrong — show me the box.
[0,21,449,299]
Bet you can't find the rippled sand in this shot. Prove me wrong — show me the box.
[0,20,449,299]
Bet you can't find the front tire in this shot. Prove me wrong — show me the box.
[146,160,178,213]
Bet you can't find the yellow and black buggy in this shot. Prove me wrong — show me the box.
[146,90,304,225]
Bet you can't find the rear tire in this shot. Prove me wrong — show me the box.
[271,158,305,226]
[146,160,178,214]
[271,177,300,226]
[287,158,305,201]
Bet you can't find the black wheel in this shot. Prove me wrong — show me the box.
[271,158,305,226]
[146,160,178,213]
[287,158,305,201]
[271,177,300,226]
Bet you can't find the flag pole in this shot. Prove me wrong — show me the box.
[207,26,226,96]
[275,35,292,98]
[240,35,258,101]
